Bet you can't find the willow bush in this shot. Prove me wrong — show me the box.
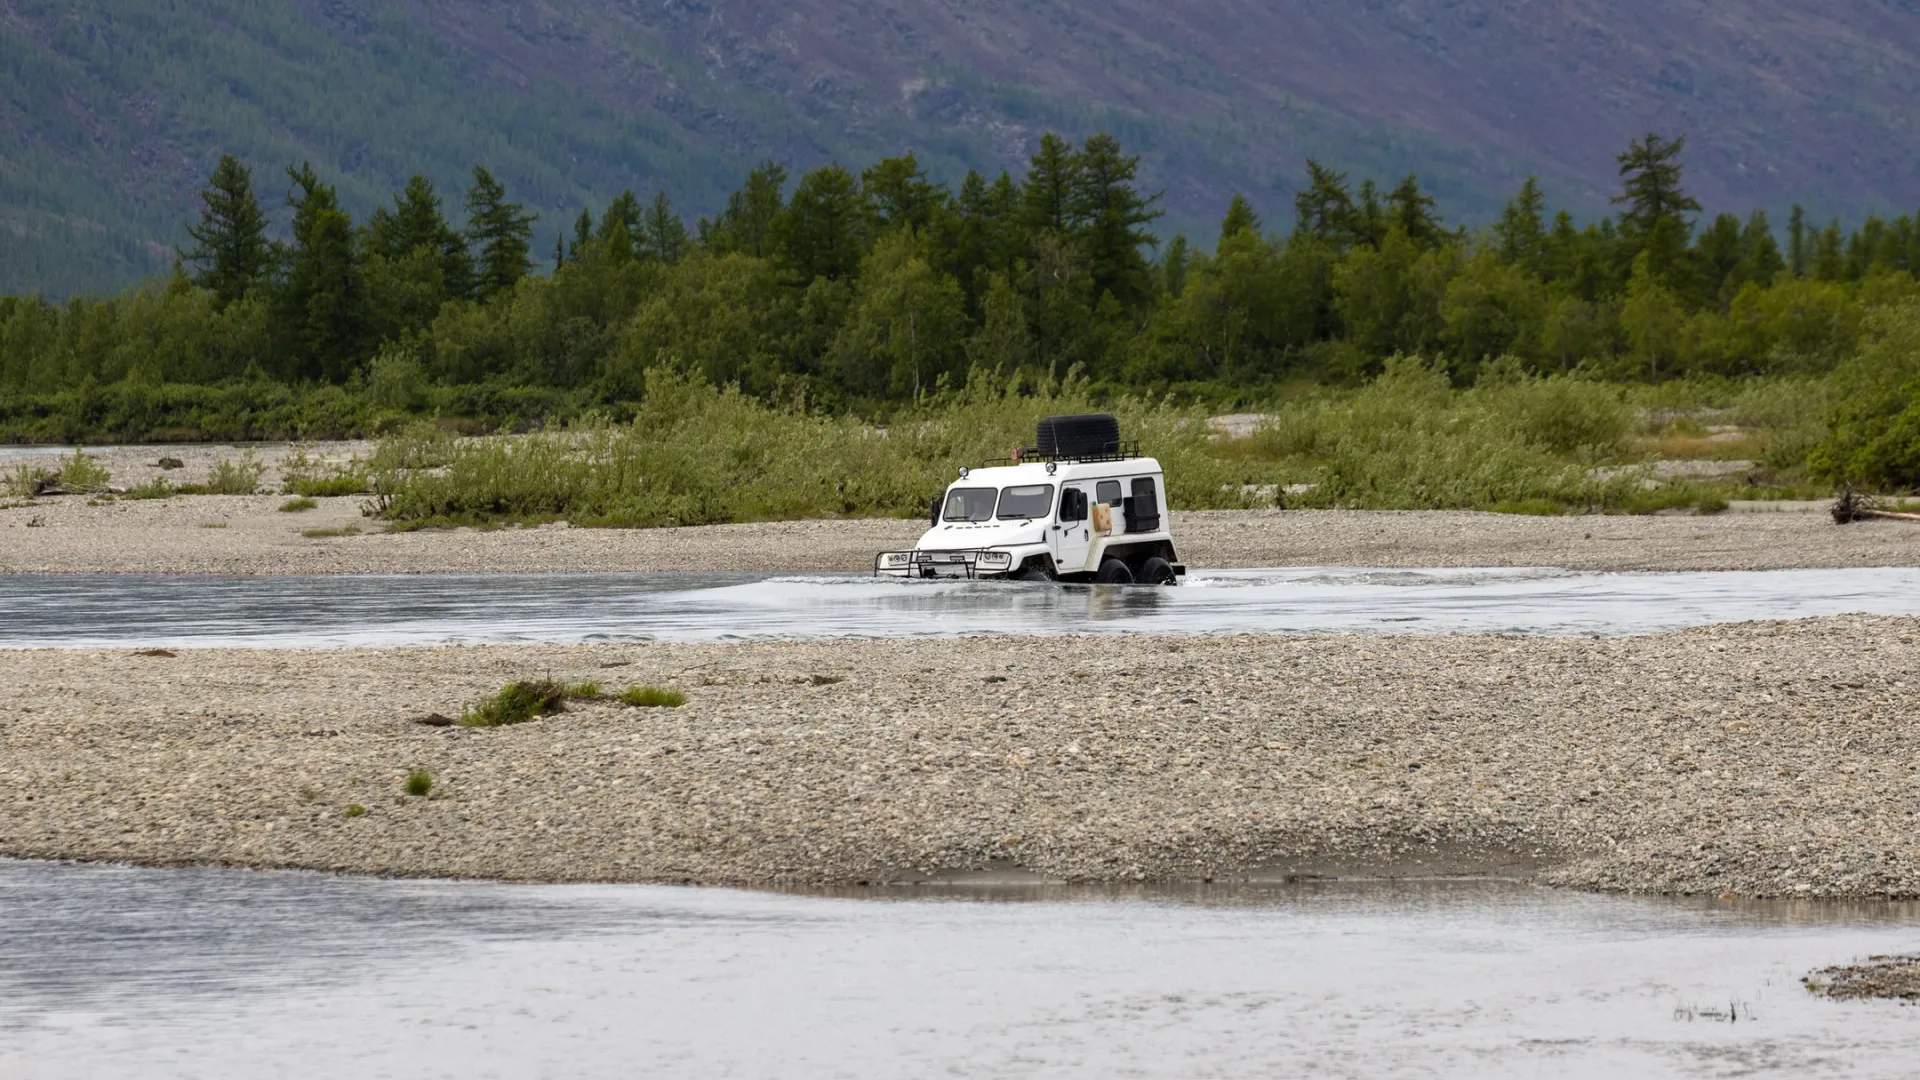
[370,360,1794,528]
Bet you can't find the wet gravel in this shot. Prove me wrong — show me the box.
[3,616,1915,897]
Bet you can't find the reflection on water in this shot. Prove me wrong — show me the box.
[3,567,1920,648]
[1,859,1917,1078]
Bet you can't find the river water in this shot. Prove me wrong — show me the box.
[5,566,1920,648]
[6,568,1920,1074]
[1,859,1917,1079]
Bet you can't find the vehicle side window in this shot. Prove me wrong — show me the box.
[1125,477,1161,532]
[1096,480,1122,506]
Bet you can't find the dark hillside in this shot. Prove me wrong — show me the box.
[6,0,1919,294]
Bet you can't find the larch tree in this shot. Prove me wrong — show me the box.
[465,166,537,302]
[1219,194,1261,244]
[280,163,364,382]
[643,190,691,264]
[1069,132,1162,310]
[182,154,270,310]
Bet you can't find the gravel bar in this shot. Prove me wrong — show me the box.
[3,495,1918,574]
[4,616,1916,897]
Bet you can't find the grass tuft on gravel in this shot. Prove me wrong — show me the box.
[620,685,687,708]
[404,769,434,797]
[461,680,570,727]
[343,803,367,818]
[301,525,361,538]
[279,496,319,513]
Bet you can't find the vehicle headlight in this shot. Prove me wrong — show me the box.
[978,551,1013,567]
[882,553,911,567]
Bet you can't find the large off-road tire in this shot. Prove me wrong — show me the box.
[1095,558,1134,584]
[1139,556,1177,586]
[1034,414,1122,458]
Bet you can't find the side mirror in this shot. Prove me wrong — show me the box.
[1060,489,1087,524]
[929,495,942,527]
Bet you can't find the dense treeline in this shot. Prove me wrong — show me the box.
[3,131,1919,486]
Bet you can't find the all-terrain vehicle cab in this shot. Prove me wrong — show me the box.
[875,414,1185,584]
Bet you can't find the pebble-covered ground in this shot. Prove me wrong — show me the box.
[3,616,1915,896]
[4,494,1917,575]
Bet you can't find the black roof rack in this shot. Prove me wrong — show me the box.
[979,440,1142,468]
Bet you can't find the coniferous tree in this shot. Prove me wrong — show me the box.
[182,154,271,310]
[1613,133,1702,235]
[1733,211,1785,291]
[642,190,691,264]
[1387,175,1445,250]
[1494,178,1547,267]
[1612,133,1699,284]
[596,190,643,259]
[280,163,364,382]
[367,175,473,300]
[1022,134,1080,237]
[1070,133,1162,309]
[465,166,536,301]
[775,165,866,282]
[1293,161,1356,248]
[1161,235,1191,298]
[700,162,787,257]
[863,153,943,234]
[1787,205,1809,277]
[1219,195,1261,243]
[571,209,594,259]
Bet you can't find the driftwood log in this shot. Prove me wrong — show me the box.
[1832,486,1920,524]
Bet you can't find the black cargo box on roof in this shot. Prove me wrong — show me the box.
[1034,414,1122,458]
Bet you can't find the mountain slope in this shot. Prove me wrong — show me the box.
[5,0,1919,295]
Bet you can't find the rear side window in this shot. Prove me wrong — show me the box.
[942,487,996,522]
[1096,480,1122,506]
[1125,477,1162,532]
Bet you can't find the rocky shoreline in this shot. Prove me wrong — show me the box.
[4,492,1918,575]
[3,616,1915,897]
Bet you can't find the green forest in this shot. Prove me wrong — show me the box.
[5,130,1920,515]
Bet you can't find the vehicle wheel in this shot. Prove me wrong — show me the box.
[1015,564,1054,583]
[1095,558,1134,584]
[1139,556,1177,585]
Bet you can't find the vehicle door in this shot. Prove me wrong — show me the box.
[1050,483,1093,574]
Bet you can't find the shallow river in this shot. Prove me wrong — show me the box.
[5,566,1920,648]
[1,859,1916,1079]
[8,568,1920,1075]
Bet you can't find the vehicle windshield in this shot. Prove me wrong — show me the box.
[942,487,997,523]
[997,484,1056,520]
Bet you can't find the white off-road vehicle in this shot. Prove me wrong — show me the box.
[875,414,1185,584]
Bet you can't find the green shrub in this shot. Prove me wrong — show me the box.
[620,685,686,708]
[459,679,570,727]
[289,475,368,497]
[404,769,434,797]
[343,803,367,818]
[300,526,360,538]
[564,681,605,699]
[279,496,319,512]
[370,366,1263,528]
[1,462,47,497]
[58,449,112,492]
[203,451,265,495]
[122,477,176,500]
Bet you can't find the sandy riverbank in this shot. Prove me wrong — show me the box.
[3,493,1916,574]
[3,616,1915,897]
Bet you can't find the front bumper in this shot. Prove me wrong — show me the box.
[874,549,1017,579]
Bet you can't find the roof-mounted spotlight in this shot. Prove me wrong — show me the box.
[1045,461,1058,475]
[958,466,970,479]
